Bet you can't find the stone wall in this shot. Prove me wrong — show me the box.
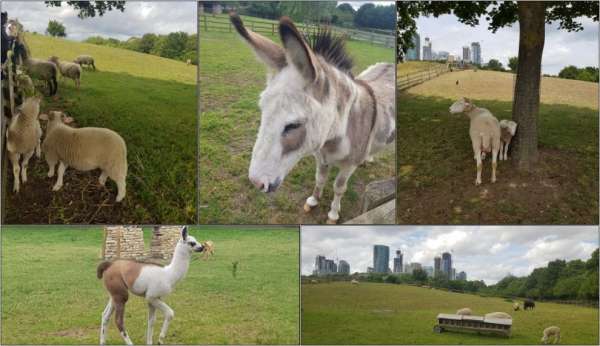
[150,226,182,260]
[102,226,145,260]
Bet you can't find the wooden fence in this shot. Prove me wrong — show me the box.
[397,63,451,91]
[199,15,394,48]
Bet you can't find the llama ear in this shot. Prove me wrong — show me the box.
[230,12,286,72]
[181,226,188,241]
[279,16,317,83]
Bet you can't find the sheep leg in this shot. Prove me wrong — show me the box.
[99,171,108,186]
[474,151,482,186]
[115,177,126,202]
[35,127,42,159]
[499,142,505,160]
[100,299,114,346]
[491,149,498,183]
[20,150,34,184]
[504,139,510,160]
[47,159,56,177]
[327,165,357,224]
[554,334,560,344]
[304,161,330,212]
[149,299,174,345]
[52,162,67,191]
[8,151,21,193]
[146,301,157,345]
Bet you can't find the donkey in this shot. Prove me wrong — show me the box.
[96,226,205,345]
[231,13,395,224]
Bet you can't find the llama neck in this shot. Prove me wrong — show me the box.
[164,244,190,285]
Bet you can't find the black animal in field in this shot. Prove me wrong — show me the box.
[524,299,535,310]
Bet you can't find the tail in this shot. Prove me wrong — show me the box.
[96,261,112,279]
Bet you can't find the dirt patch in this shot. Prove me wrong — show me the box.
[398,148,598,224]
[44,326,95,339]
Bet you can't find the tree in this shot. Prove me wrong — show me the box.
[508,56,518,72]
[486,58,504,71]
[46,20,66,37]
[355,3,395,30]
[397,1,599,171]
[138,33,158,54]
[45,1,125,18]
[279,1,337,24]
[412,268,428,283]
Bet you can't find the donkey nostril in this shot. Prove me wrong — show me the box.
[249,177,264,190]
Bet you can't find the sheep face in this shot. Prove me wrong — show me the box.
[17,96,41,119]
[39,111,73,131]
[449,97,473,114]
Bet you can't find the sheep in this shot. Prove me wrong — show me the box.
[513,302,520,311]
[310,279,318,284]
[5,96,43,192]
[18,51,58,96]
[449,97,501,185]
[73,54,95,70]
[499,119,517,161]
[186,59,191,65]
[48,56,81,89]
[484,312,512,319]
[15,68,35,98]
[541,326,560,344]
[456,308,472,315]
[351,279,359,285]
[39,111,127,202]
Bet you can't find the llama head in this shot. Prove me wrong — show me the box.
[179,226,204,253]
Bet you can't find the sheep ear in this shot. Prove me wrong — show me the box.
[39,113,48,121]
[181,226,188,241]
[62,115,74,124]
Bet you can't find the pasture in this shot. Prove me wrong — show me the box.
[3,33,197,224]
[1,226,299,345]
[199,22,395,224]
[301,282,599,344]
[398,68,598,224]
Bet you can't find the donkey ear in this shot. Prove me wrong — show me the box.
[279,17,316,83]
[230,12,286,72]
[181,226,188,241]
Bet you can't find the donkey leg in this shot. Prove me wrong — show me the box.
[114,300,133,345]
[100,299,114,346]
[304,161,330,212]
[146,302,157,345]
[151,299,174,345]
[8,151,21,192]
[327,165,357,224]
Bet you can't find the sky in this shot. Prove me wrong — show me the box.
[415,13,598,75]
[1,1,196,41]
[301,226,598,285]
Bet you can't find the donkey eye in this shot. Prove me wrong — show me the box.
[283,122,302,135]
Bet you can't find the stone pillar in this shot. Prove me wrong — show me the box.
[150,226,182,260]
[102,226,145,260]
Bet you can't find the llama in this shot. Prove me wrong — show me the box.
[231,13,395,224]
[96,226,205,345]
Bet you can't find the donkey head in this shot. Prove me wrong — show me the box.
[179,226,204,253]
[231,14,339,193]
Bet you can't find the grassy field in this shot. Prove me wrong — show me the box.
[302,282,599,345]
[1,226,299,345]
[398,69,598,224]
[397,61,447,75]
[199,28,395,224]
[3,33,197,224]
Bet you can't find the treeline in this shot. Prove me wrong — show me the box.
[203,1,395,30]
[84,32,197,65]
[557,65,599,82]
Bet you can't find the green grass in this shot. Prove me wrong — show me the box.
[199,29,395,224]
[302,282,599,344]
[4,33,197,224]
[397,93,599,224]
[1,226,299,345]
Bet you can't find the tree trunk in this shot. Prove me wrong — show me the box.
[512,2,545,171]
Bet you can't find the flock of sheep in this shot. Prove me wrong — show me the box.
[5,53,128,202]
[455,303,561,344]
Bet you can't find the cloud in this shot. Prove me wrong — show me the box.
[301,226,598,284]
[1,1,196,41]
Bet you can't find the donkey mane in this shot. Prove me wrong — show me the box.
[306,27,353,76]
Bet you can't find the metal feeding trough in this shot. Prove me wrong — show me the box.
[433,313,512,337]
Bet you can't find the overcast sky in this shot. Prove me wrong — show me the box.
[416,13,598,75]
[1,1,196,41]
[301,226,598,284]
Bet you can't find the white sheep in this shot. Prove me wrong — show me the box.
[351,279,359,285]
[456,307,472,315]
[499,119,518,161]
[513,302,520,311]
[39,111,127,202]
[21,55,58,96]
[541,326,561,344]
[449,97,501,185]
[5,96,43,192]
[73,54,96,70]
[484,312,512,319]
[48,56,81,89]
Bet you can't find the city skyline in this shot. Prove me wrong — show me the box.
[301,226,598,284]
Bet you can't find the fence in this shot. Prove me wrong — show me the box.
[199,15,394,48]
[397,63,450,91]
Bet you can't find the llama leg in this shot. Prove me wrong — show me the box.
[20,150,34,184]
[8,151,21,192]
[52,162,68,191]
[491,149,498,183]
[151,299,174,345]
[474,151,482,186]
[100,299,114,346]
[304,161,330,212]
[146,302,156,345]
[327,165,357,224]
[114,301,133,345]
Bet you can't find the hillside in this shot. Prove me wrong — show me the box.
[398,61,447,75]
[3,34,197,223]
[302,282,599,345]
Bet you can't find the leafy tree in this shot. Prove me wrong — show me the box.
[397,1,599,171]
[240,1,282,20]
[157,32,189,60]
[355,3,395,30]
[485,58,504,71]
[45,1,125,18]
[508,56,518,72]
[46,20,66,37]
[558,65,580,79]
[412,268,428,283]
[333,3,356,27]
[279,1,337,24]
[138,33,158,54]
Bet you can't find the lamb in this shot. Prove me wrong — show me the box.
[73,54,95,70]
[351,279,359,285]
[484,312,512,319]
[5,96,43,192]
[499,119,517,160]
[541,326,560,344]
[456,308,472,315]
[513,302,520,311]
[39,111,127,202]
[449,97,501,185]
[48,56,81,89]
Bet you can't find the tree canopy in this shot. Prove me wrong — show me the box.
[46,20,66,37]
[45,1,125,18]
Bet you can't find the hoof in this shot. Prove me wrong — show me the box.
[52,184,62,191]
[326,218,337,224]
[303,203,313,213]
[475,180,482,186]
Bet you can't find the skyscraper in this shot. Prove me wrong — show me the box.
[314,255,327,275]
[406,32,421,61]
[338,260,350,274]
[442,252,452,279]
[471,42,481,65]
[423,37,432,61]
[393,250,403,273]
[462,46,471,62]
[373,245,390,273]
[434,256,441,277]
